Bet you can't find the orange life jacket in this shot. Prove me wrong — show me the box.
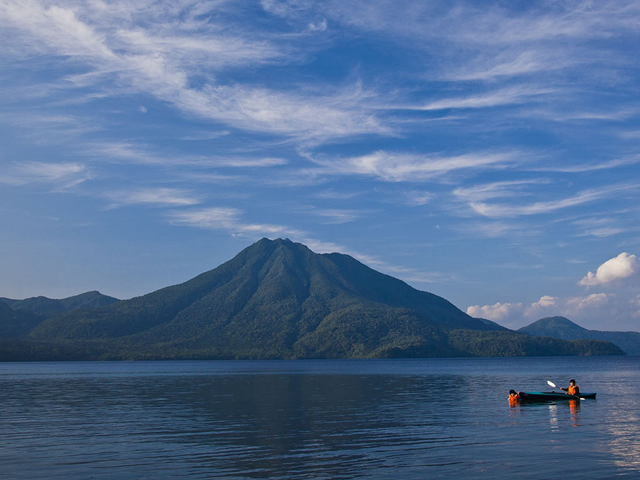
[509,393,519,401]
[568,385,579,395]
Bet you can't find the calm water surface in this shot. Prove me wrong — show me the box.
[1,357,639,479]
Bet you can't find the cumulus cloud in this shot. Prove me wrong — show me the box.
[531,295,557,308]
[579,252,638,286]
[468,295,562,324]
[466,302,523,321]
[566,293,611,310]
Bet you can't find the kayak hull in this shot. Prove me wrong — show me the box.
[518,391,596,401]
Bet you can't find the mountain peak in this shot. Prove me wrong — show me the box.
[7,238,626,359]
[518,316,589,340]
[29,238,493,353]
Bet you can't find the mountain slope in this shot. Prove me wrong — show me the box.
[24,239,623,359]
[0,302,44,338]
[30,238,482,342]
[519,316,640,355]
[1,291,119,318]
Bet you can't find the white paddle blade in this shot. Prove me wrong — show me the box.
[547,380,557,388]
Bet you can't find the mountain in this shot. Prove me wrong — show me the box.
[18,238,622,360]
[472,317,509,331]
[0,302,44,338]
[0,291,120,318]
[519,316,640,355]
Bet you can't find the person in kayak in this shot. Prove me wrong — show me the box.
[508,390,519,404]
[560,379,580,396]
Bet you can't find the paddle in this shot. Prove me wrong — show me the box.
[547,380,585,400]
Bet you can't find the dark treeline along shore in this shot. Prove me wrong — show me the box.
[0,238,629,361]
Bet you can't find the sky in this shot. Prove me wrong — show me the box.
[1,0,640,331]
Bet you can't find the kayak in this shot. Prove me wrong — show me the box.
[518,391,596,401]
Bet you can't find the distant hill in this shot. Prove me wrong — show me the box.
[12,238,620,360]
[0,302,44,338]
[519,316,640,355]
[0,291,120,318]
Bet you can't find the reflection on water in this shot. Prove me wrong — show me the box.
[569,399,580,427]
[0,357,639,479]
[601,373,640,471]
[541,400,581,430]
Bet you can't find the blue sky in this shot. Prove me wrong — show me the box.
[1,0,640,330]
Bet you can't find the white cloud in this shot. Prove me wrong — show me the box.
[566,293,611,310]
[466,302,523,321]
[168,207,304,237]
[393,86,555,111]
[522,295,559,319]
[404,190,434,206]
[0,0,387,143]
[579,252,638,287]
[526,156,640,173]
[573,217,627,238]
[459,183,640,218]
[449,51,558,81]
[105,188,201,208]
[86,142,288,168]
[311,150,515,182]
[305,208,362,224]
[531,295,557,308]
[453,180,545,203]
[308,19,327,32]
[467,289,639,330]
[0,161,91,189]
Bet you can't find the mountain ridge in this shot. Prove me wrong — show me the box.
[0,239,625,360]
[0,291,120,318]
[519,316,640,355]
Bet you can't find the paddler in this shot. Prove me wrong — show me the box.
[508,389,519,404]
[560,379,580,396]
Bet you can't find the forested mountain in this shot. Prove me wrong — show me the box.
[519,316,640,355]
[0,291,119,318]
[0,302,44,338]
[0,239,625,360]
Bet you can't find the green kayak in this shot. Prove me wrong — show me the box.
[518,391,597,401]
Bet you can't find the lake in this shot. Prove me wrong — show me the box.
[1,356,639,479]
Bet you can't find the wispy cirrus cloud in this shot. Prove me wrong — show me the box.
[573,217,628,238]
[0,161,92,190]
[456,182,640,218]
[0,1,388,143]
[85,142,288,168]
[387,86,555,112]
[309,150,515,182]
[105,188,202,209]
[524,156,640,173]
[302,207,363,224]
[168,207,305,237]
